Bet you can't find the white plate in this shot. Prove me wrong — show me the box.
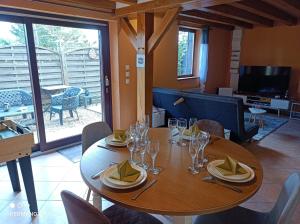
[207,160,255,183]
[100,164,147,189]
[105,135,127,147]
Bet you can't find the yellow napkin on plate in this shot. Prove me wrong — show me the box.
[112,130,126,143]
[109,160,141,182]
[184,125,200,136]
[216,156,248,176]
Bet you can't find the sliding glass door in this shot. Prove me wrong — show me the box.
[0,21,39,143]
[0,13,112,151]
[33,23,104,143]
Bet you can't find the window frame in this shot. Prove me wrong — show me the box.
[177,27,197,78]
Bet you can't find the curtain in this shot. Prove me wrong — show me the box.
[199,27,209,86]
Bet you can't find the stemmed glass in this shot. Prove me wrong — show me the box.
[177,118,187,147]
[147,140,160,175]
[197,131,210,168]
[189,118,198,132]
[126,136,135,164]
[137,135,149,170]
[188,135,200,175]
[168,118,178,144]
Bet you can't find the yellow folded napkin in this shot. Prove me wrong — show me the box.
[113,130,127,143]
[216,156,248,176]
[184,125,200,136]
[110,160,141,182]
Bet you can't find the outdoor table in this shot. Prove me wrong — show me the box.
[0,105,34,121]
[41,85,70,112]
[80,128,262,224]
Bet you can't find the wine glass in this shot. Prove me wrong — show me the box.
[189,117,198,131]
[197,131,210,168]
[126,136,135,164]
[137,134,149,170]
[188,135,200,175]
[177,118,187,147]
[147,140,160,175]
[168,118,178,144]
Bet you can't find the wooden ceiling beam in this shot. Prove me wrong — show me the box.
[178,20,205,29]
[263,0,300,17]
[120,17,138,51]
[237,0,297,25]
[181,9,253,28]
[110,0,137,5]
[115,0,241,17]
[178,15,234,30]
[148,7,181,54]
[0,0,113,20]
[282,0,300,11]
[33,0,115,12]
[208,4,274,27]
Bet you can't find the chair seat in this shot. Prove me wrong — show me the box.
[103,205,162,224]
[194,206,268,224]
[51,105,63,112]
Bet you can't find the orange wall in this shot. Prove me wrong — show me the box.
[153,19,201,89]
[153,17,232,93]
[240,26,300,99]
[205,28,232,93]
[117,29,138,129]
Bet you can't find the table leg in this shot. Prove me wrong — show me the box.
[92,191,102,211]
[6,160,21,192]
[19,156,38,214]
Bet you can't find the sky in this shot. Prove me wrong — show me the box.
[0,21,98,45]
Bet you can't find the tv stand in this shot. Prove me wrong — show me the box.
[233,94,290,117]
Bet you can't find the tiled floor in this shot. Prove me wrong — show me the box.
[0,151,113,224]
[0,119,300,223]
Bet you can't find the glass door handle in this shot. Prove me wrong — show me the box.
[105,76,110,87]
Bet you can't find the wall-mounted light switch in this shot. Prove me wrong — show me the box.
[125,71,130,77]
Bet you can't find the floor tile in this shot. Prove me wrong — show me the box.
[32,201,67,224]
[48,181,87,201]
[31,152,73,168]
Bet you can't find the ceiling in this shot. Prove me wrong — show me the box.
[31,0,300,29]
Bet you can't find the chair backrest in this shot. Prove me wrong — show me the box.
[61,190,111,224]
[63,87,83,97]
[82,122,112,154]
[0,89,32,107]
[196,119,225,138]
[267,172,300,224]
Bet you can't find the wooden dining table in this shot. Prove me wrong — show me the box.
[80,128,263,224]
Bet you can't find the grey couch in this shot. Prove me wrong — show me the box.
[152,87,259,142]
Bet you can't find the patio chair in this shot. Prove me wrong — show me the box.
[194,172,300,224]
[61,190,162,224]
[50,87,83,125]
[82,122,112,201]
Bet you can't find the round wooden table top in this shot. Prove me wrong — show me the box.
[80,128,263,216]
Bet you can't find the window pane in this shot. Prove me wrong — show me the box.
[178,30,195,76]
[33,24,104,142]
[0,21,39,143]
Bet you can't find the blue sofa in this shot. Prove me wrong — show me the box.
[152,87,259,142]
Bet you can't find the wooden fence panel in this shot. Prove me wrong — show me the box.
[0,46,102,104]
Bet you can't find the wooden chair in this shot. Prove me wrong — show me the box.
[194,172,300,224]
[82,122,112,201]
[61,190,162,224]
[196,119,225,138]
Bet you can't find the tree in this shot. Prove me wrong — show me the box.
[9,24,94,53]
[0,39,11,47]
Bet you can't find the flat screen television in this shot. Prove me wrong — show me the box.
[238,65,291,97]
